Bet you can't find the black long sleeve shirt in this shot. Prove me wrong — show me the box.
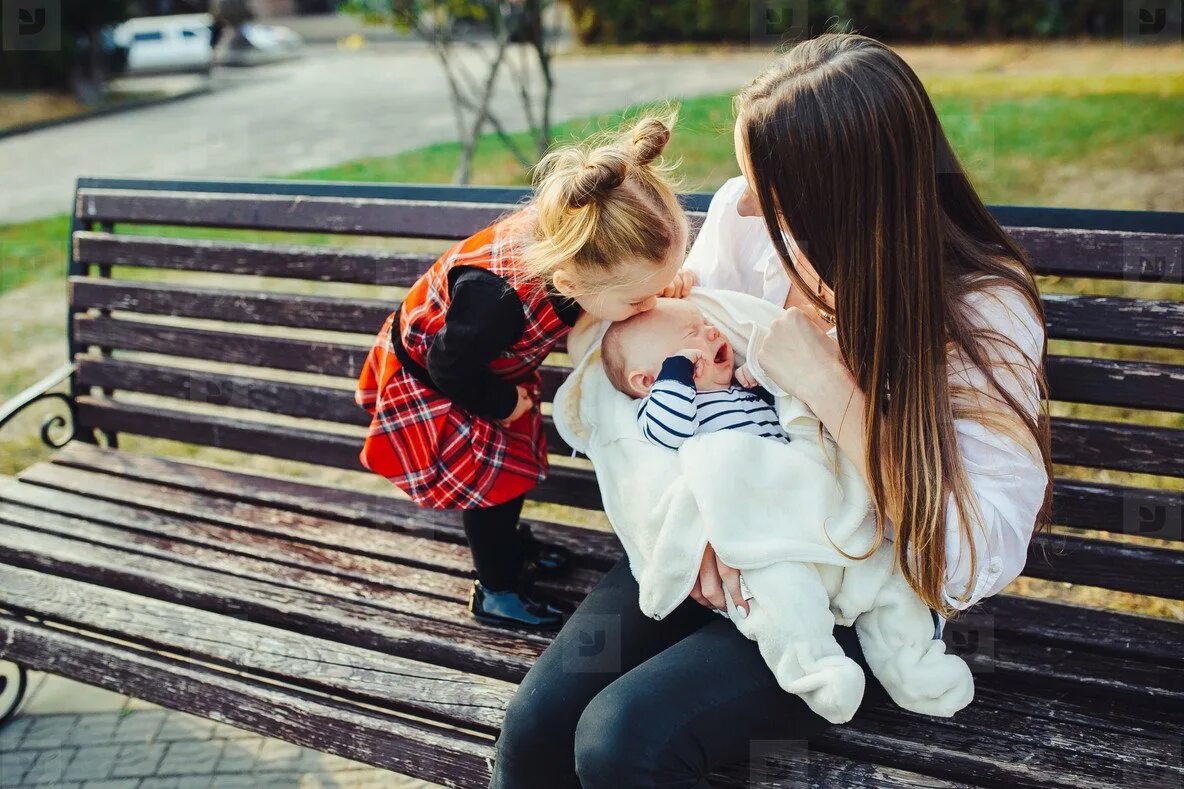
[423,266,580,420]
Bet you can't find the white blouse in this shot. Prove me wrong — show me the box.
[684,176,1048,611]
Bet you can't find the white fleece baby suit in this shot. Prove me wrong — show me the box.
[553,288,974,724]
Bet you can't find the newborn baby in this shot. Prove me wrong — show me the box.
[601,299,790,449]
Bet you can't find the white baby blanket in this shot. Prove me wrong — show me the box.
[553,288,973,724]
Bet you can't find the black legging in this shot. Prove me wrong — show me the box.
[462,495,526,591]
[489,555,891,788]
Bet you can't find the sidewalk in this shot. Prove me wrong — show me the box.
[0,673,439,789]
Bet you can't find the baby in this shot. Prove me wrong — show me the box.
[601,299,790,449]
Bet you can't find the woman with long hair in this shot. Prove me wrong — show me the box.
[490,33,1052,788]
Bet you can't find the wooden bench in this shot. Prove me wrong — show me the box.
[0,176,1181,787]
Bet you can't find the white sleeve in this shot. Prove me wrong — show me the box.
[941,287,1048,610]
[682,177,749,293]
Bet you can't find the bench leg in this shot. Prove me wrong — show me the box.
[0,661,29,728]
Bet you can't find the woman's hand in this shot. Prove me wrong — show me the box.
[756,307,844,405]
[499,385,534,427]
[689,542,750,617]
[659,269,697,299]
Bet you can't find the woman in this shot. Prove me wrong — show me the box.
[490,34,1052,788]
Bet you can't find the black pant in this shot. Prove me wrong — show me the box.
[462,495,526,591]
[489,555,891,788]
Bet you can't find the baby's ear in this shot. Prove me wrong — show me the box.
[628,369,655,397]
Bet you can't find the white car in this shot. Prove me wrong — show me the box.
[112,13,215,74]
[112,14,304,74]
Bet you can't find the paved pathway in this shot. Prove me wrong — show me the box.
[0,45,769,224]
[0,673,438,788]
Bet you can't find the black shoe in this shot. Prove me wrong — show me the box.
[468,579,567,631]
[516,522,573,577]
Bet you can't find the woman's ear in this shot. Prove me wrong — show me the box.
[628,369,655,397]
[551,268,579,299]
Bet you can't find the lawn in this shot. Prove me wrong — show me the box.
[283,71,1184,211]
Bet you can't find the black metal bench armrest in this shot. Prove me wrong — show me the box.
[0,362,79,449]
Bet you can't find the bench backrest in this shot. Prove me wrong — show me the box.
[68,177,1184,602]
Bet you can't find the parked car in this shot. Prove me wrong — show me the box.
[111,13,214,74]
[112,14,304,74]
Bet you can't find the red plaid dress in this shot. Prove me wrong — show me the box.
[355,211,574,510]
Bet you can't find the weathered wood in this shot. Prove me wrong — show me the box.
[75,356,567,431]
[0,517,546,682]
[1024,532,1184,599]
[1044,355,1184,412]
[42,442,618,558]
[816,700,1182,789]
[1,469,604,605]
[75,189,518,239]
[0,563,515,732]
[1051,417,1184,477]
[71,277,395,334]
[0,616,497,788]
[74,230,437,286]
[74,315,372,378]
[1042,294,1184,348]
[74,225,1184,287]
[1009,226,1183,282]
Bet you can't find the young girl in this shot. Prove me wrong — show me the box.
[354,116,690,631]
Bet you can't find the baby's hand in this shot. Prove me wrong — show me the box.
[675,348,707,380]
[499,385,534,427]
[735,362,759,389]
[658,269,697,299]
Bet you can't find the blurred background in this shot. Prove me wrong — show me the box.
[1,2,1181,787]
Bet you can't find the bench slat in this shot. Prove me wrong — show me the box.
[74,190,1183,283]
[76,227,1184,285]
[0,562,514,732]
[72,277,1184,347]
[74,315,371,378]
[1045,355,1184,413]
[1051,417,1184,477]
[1043,293,1184,348]
[0,615,497,787]
[1009,226,1183,282]
[76,189,518,239]
[74,231,438,286]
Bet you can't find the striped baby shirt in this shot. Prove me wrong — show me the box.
[637,355,791,450]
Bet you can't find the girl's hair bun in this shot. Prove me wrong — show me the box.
[566,150,629,209]
[630,116,672,166]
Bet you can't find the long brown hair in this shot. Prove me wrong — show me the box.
[735,34,1053,617]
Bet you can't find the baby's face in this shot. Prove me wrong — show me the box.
[625,299,736,393]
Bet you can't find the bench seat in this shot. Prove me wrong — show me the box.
[1,178,1181,787]
[2,442,1180,788]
